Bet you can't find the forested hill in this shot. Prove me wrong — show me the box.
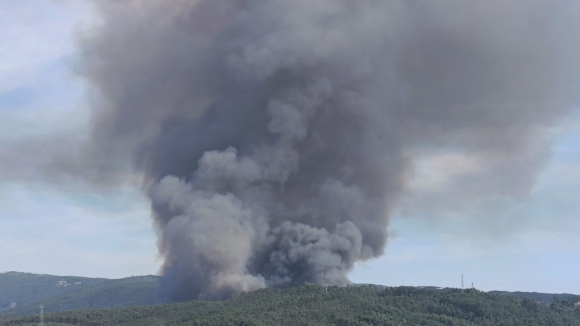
[0,272,107,313]
[0,272,162,315]
[2,285,580,326]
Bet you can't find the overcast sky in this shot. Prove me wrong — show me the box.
[1,0,579,294]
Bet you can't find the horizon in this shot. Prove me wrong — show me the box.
[3,269,579,296]
[1,1,580,297]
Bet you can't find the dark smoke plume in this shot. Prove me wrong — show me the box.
[73,0,580,300]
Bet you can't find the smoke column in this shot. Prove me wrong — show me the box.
[78,0,580,300]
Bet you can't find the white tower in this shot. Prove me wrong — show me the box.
[39,305,44,326]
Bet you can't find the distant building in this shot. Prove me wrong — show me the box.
[575,302,580,308]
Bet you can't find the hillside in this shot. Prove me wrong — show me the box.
[0,272,106,313]
[0,272,162,315]
[2,285,580,326]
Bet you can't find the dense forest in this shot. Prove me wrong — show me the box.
[2,285,579,326]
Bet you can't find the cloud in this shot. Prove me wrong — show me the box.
[0,184,157,278]
[0,1,93,92]
[0,1,104,188]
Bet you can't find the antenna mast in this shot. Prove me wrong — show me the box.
[461,274,464,291]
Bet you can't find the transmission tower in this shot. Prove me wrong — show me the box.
[39,305,44,326]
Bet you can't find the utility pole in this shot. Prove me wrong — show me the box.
[461,274,464,292]
[39,305,44,326]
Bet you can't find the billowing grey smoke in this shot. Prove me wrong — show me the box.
[74,0,580,300]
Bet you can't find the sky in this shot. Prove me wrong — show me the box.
[0,0,579,294]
